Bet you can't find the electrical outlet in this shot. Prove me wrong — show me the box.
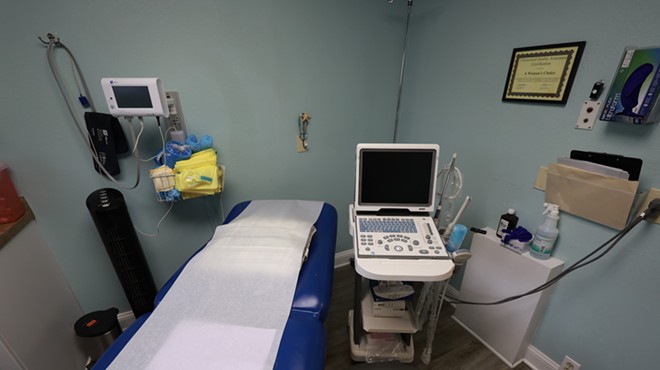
[560,355,581,370]
[576,100,601,130]
[638,187,660,224]
[165,91,186,136]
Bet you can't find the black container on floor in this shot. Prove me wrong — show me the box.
[86,188,156,317]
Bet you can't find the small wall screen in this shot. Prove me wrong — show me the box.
[112,86,153,108]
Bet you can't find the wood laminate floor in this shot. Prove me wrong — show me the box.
[324,265,533,370]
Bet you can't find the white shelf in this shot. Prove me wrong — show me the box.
[348,310,414,363]
[453,228,565,367]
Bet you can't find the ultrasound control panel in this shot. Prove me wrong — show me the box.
[355,216,449,259]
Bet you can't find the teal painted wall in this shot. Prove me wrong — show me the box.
[2,0,660,369]
[1,0,406,312]
[400,0,660,369]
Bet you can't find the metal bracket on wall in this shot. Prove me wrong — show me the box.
[297,112,311,153]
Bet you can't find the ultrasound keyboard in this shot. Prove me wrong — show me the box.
[359,217,418,233]
[355,215,449,259]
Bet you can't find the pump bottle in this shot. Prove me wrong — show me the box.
[496,208,518,238]
[530,203,559,259]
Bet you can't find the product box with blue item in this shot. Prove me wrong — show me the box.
[500,226,533,254]
[600,46,660,124]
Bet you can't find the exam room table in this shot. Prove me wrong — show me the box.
[93,200,338,370]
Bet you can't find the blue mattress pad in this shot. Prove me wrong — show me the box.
[94,200,337,370]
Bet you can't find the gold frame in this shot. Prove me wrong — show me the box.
[502,41,586,104]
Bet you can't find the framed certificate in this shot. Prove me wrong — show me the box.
[502,41,586,104]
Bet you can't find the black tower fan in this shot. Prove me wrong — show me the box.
[86,188,156,317]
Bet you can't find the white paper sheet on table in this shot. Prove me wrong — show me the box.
[107,200,324,370]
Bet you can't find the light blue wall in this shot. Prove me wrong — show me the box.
[400,0,660,369]
[0,0,407,312]
[3,1,660,369]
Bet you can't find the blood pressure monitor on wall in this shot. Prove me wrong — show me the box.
[101,78,169,118]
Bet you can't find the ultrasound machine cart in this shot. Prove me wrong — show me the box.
[348,143,455,362]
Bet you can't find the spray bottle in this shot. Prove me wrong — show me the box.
[530,203,560,259]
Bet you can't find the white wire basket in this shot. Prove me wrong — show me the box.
[149,166,176,202]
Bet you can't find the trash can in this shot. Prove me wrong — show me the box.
[74,307,122,366]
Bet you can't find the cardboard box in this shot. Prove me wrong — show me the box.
[600,47,660,124]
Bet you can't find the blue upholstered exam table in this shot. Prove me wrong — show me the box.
[93,201,338,370]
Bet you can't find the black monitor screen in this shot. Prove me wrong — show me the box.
[112,86,153,108]
[358,149,435,207]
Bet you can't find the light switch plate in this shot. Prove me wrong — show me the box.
[576,101,601,130]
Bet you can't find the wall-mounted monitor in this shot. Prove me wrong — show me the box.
[101,78,169,118]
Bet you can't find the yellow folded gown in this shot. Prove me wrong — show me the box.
[174,149,223,199]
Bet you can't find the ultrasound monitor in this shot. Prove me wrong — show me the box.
[354,143,440,213]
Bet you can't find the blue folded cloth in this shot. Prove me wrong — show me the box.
[186,135,213,153]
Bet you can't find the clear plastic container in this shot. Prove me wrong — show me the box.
[447,224,467,252]
[0,162,26,224]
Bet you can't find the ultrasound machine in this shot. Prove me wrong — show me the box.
[348,143,455,362]
[351,143,449,260]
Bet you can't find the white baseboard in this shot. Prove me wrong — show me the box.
[524,345,559,370]
[117,311,136,331]
[334,249,353,268]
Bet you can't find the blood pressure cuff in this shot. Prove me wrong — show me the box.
[84,112,129,176]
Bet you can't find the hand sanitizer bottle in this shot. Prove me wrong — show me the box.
[530,203,560,259]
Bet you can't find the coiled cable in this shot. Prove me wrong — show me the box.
[42,33,140,189]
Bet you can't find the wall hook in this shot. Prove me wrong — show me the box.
[297,112,311,152]
[37,32,60,45]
